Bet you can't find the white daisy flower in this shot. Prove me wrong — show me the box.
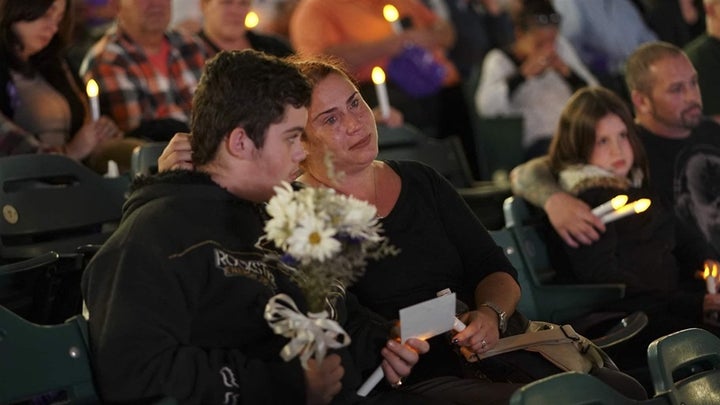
[338,199,380,241]
[265,183,302,247]
[286,216,341,263]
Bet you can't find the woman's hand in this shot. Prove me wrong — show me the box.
[704,294,720,311]
[380,338,429,387]
[158,132,193,172]
[519,50,554,78]
[547,52,571,77]
[453,309,500,354]
[65,116,121,160]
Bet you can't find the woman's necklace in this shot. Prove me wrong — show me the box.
[373,165,384,219]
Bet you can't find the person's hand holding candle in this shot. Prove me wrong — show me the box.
[599,199,651,224]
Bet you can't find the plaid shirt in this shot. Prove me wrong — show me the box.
[80,26,207,133]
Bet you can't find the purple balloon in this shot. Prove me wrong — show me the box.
[386,45,445,98]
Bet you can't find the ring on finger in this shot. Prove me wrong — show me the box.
[481,339,487,349]
[391,378,403,389]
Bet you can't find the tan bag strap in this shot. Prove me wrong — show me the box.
[475,322,588,361]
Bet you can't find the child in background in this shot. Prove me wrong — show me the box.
[547,86,720,384]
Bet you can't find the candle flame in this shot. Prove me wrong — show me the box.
[383,4,399,22]
[611,195,628,210]
[703,261,719,280]
[413,332,434,341]
[371,66,386,85]
[245,11,259,28]
[86,79,99,98]
[633,199,651,214]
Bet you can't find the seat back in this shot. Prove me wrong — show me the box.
[473,116,524,182]
[377,123,425,149]
[509,371,644,405]
[511,222,625,323]
[130,142,168,178]
[491,221,626,324]
[488,228,538,319]
[647,328,720,404]
[0,154,128,259]
[512,222,562,285]
[0,305,98,404]
[503,196,546,228]
[459,185,512,231]
[378,134,475,188]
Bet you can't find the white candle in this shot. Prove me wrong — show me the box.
[704,262,718,294]
[591,195,628,217]
[357,365,385,397]
[383,4,403,34]
[104,160,119,178]
[371,67,391,121]
[86,79,100,121]
[599,198,651,224]
[358,289,465,397]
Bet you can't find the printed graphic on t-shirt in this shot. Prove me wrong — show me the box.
[673,144,720,254]
[168,240,278,290]
[220,366,240,405]
[213,248,277,288]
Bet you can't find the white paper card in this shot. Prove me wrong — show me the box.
[400,293,456,342]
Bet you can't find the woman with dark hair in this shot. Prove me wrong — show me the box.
[0,0,140,171]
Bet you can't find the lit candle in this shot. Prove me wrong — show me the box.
[245,10,259,29]
[371,67,391,121]
[383,4,403,34]
[591,195,628,217]
[86,79,100,121]
[358,290,464,397]
[357,312,464,397]
[599,198,651,224]
[703,261,718,294]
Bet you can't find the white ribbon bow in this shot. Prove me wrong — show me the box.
[264,293,351,369]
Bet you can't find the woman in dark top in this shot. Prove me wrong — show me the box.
[0,0,141,171]
[295,56,561,405]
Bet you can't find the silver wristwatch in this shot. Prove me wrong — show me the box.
[480,302,507,333]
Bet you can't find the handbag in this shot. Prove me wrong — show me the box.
[470,321,607,371]
[458,314,616,383]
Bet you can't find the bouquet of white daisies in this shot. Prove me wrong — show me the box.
[260,181,397,368]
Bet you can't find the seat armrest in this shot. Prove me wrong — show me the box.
[0,252,60,275]
[534,283,626,323]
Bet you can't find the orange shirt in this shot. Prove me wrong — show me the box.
[290,0,439,82]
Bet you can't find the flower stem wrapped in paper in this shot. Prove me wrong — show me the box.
[260,181,398,368]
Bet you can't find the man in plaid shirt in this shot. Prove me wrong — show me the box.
[80,0,207,139]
